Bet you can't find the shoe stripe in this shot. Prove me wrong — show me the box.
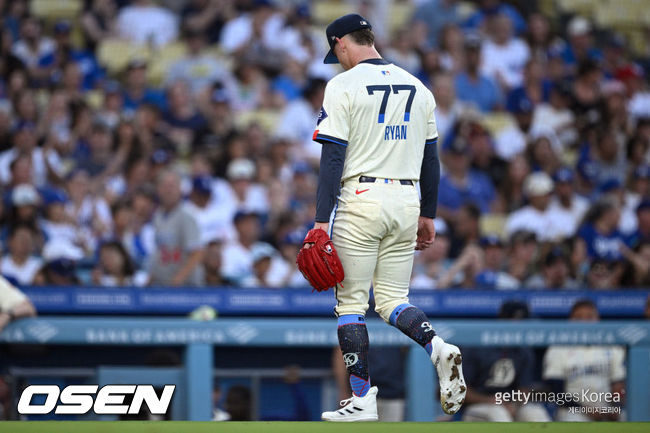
[353,407,362,411]
[345,409,353,414]
[337,410,345,415]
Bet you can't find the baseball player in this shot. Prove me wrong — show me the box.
[306,14,466,421]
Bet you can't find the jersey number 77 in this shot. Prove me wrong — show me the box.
[366,84,416,123]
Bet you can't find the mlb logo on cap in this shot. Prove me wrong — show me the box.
[324,14,372,64]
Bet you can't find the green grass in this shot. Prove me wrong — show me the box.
[0,422,648,433]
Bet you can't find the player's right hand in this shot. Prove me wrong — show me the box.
[415,217,435,251]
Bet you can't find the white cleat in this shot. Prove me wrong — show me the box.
[431,336,467,415]
[321,386,379,422]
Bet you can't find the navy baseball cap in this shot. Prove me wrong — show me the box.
[192,175,212,195]
[324,14,372,64]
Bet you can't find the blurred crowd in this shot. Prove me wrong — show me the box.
[0,0,648,289]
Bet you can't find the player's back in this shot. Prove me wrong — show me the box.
[328,60,437,182]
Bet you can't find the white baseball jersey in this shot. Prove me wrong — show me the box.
[543,345,626,404]
[314,59,438,181]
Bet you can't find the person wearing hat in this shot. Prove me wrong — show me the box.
[505,172,567,242]
[546,167,589,238]
[561,16,602,70]
[310,14,465,421]
[226,158,269,216]
[185,174,234,246]
[454,32,503,112]
[437,133,496,218]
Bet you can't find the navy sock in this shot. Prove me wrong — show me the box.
[389,303,436,356]
[337,314,370,397]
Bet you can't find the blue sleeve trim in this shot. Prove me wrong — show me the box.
[425,137,438,145]
[315,134,348,147]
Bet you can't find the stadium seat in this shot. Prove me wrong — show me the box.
[235,109,281,133]
[313,1,354,26]
[147,42,188,86]
[555,0,597,17]
[97,39,152,75]
[480,213,507,238]
[30,0,82,20]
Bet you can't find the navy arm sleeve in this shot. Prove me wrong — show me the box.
[315,142,346,223]
[419,138,440,218]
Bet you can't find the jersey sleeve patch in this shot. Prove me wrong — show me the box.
[316,107,328,125]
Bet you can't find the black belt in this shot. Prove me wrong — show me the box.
[359,175,413,186]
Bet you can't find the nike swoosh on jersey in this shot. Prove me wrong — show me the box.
[355,189,369,195]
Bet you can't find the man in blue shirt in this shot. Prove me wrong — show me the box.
[454,34,503,112]
[438,134,496,218]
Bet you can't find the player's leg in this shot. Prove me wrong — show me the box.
[322,186,382,421]
[372,186,466,415]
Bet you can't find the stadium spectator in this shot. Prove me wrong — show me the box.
[411,218,452,289]
[461,300,550,421]
[463,0,527,36]
[577,199,627,262]
[506,230,539,283]
[543,299,625,421]
[454,33,503,112]
[448,203,481,258]
[202,239,225,287]
[185,175,232,246]
[438,133,496,218]
[0,275,36,333]
[92,240,140,286]
[161,80,209,152]
[34,240,83,286]
[525,247,579,289]
[474,235,519,290]
[560,16,602,71]
[181,0,233,45]
[0,223,41,285]
[531,80,576,150]
[480,13,530,91]
[384,29,421,75]
[411,0,460,49]
[0,121,63,188]
[166,29,233,95]
[241,242,288,288]
[505,172,567,242]
[220,211,264,285]
[80,0,118,52]
[11,16,54,74]
[275,77,327,164]
[437,24,465,74]
[495,154,529,213]
[225,158,269,216]
[431,72,464,140]
[116,0,178,48]
[149,170,204,286]
[546,167,589,238]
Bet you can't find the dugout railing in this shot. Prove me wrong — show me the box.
[1,317,649,421]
